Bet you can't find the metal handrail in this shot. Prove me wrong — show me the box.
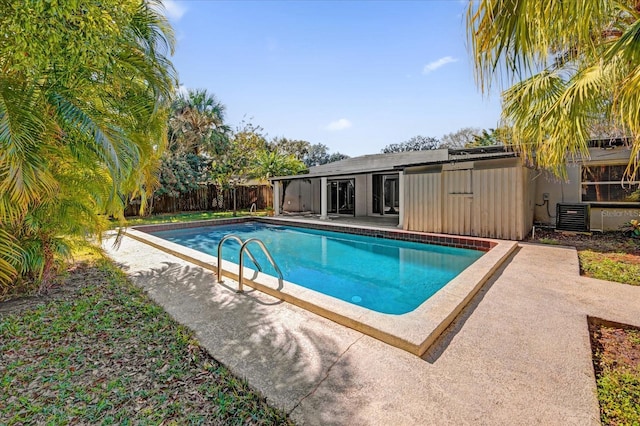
[238,238,283,293]
[217,234,262,283]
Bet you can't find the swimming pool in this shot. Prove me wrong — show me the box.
[128,218,517,355]
[149,222,483,315]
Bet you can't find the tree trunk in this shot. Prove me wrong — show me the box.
[233,187,237,217]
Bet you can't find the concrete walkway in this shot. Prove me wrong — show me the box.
[104,236,640,425]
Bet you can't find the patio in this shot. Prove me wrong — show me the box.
[104,234,640,425]
[276,213,400,228]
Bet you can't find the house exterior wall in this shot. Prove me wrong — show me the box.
[534,166,581,226]
[404,166,442,233]
[404,158,534,240]
[282,179,313,212]
[354,175,367,216]
[310,178,321,213]
[442,163,474,236]
[366,174,374,216]
[283,175,369,216]
[469,162,536,240]
[534,146,639,231]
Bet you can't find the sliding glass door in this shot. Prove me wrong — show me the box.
[373,174,399,215]
[328,179,355,215]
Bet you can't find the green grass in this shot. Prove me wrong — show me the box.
[593,327,640,426]
[598,371,640,426]
[0,258,292,425]
[578,250,640,286]
[117,209,268,228]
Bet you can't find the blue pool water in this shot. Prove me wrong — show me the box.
[149,222,483,315]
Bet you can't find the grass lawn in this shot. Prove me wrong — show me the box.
[0,256,292,425]
[531,230,640,425]
[579,250,640,286]
[530,230,640,286]
[118,209,268,227]
[590,321,640,426]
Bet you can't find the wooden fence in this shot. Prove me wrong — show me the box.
[125,184,273,216]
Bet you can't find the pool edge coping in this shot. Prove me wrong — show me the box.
[124,217,517,356]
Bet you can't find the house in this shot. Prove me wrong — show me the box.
[270,146,536,240]
[534,139,640,232]
[270,140,640,240]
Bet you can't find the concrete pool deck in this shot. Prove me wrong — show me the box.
[124,220,516,356]
[104,235,640,425]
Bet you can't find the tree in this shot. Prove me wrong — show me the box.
[302,143,349,167]
[269,137,311,161]
[588,104,630,140]
[168,88,229,155]
[466,128,508,148]
[304,143,330,167]
[156,153,210,198]
[440,127,481,148]
[0,0,176,291]
[152,89,228,211]
[252,151,307,181]
[467,0,640,177]
[381,136,440,153]
[210,121,268,215]
[252,150,307,212]
[327,152,350,163]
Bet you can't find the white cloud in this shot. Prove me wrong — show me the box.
[326,118,352,131]
[422,56,458,74]
[163,0,187,21]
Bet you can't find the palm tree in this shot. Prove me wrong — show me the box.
[252,151,307,213]
[0,0,176,292]
[168,89,230,155]
[252,151,307,181]
[467,0,640,177]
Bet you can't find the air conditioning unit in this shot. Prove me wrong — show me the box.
[556,203,590,232]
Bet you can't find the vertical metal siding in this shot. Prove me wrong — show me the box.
[442,169,473,236]
[471,167,521,240]
[404,172,441,232]
[404,163,533,240]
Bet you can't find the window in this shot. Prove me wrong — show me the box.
[581,165,640,203]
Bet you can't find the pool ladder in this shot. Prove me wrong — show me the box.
[216,235,283,292]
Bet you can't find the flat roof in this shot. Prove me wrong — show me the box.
[271,146,517,180]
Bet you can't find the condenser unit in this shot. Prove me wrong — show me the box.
[556,203,590,232]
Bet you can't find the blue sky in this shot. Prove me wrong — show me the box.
[163,0,502,157]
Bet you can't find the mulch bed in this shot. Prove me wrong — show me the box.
[528,229,640,256]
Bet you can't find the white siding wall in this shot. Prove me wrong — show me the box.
[471,166,524,239]
[404,171,442,233]
[442,167,473,236]
[355,175,367,216]
[404,161,534,240]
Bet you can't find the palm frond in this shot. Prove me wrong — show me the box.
[0,77,58,211]
[0,229,21,287]
[468,0,612,91]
